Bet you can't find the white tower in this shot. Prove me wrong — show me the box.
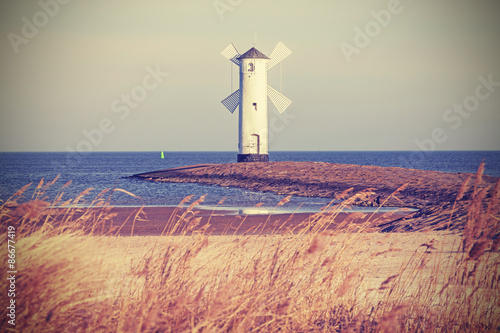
[221,42,292,162]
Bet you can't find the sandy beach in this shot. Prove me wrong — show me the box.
[94,231,469,301]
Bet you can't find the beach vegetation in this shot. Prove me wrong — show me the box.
[0,164,498,332]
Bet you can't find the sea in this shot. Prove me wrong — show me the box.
[0,151,499,213]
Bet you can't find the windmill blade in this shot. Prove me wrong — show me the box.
[221,43,241,66]
[267,85,291,114]
[266,42,292,70]
[221,89,240,113]
[221,43,239,59]
[230,56,242,66]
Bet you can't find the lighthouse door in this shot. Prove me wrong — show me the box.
[250,134,260,154]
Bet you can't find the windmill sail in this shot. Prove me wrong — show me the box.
[221,89,241,113]
[221,43,241,66]
[266,42,292,70]
[267,85,291,114]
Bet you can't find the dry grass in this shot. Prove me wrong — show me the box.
[1,164,499,332]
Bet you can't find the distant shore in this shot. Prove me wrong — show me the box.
[131,161,498,231]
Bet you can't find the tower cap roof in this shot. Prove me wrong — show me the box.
[237,47,270,60]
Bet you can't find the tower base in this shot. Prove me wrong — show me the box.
[237,154,269,163]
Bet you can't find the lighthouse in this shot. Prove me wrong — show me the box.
[221,42,292,162]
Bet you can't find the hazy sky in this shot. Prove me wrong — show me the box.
[1,0,499,152]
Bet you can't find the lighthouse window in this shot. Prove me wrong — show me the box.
[253,103,257,110]
[248,63,254,72]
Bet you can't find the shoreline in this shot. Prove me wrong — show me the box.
[45,203,413,214]
[131,161,498,231]
[41,205,414,236]
[132,162,497,207]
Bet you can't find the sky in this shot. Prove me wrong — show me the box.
[0,0,499,152]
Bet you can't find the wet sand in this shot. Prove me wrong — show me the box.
[51,205,412,236]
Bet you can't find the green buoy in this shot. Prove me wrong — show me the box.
[161,151,164,159]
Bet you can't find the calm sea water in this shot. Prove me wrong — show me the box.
[0,151,498,211]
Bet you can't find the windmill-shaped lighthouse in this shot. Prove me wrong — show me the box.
[221,42,292,162]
